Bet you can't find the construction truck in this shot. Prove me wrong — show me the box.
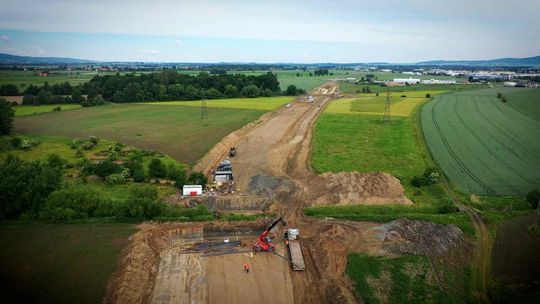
[253,217,285,252]
[228,147,237,157]
[284,228,305,271]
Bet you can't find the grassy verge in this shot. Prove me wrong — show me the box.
[347,252,472,304]
[13,104,82,116]
[0,222,135,304]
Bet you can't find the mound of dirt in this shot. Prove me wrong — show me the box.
[249,173,297,199]
[375,220,463,256]
[312,172,413,205]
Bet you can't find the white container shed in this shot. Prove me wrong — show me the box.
[183,185,202,196]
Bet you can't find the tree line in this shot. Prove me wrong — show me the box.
[0,70,307,105]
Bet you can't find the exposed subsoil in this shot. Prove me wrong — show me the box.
[105,82,463,304]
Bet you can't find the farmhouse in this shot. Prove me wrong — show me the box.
[393,77,421,84]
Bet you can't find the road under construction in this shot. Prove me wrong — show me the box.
[104,82,434,304]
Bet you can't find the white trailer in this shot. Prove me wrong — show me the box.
[183,185,202,196]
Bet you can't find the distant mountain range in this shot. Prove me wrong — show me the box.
[1,52,539,67]
[0,53,95,65]
[416,55,540,67]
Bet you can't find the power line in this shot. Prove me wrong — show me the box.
[201,98,208,120]
[383,85,391,122]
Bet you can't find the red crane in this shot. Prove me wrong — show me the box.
[253,217,285,252]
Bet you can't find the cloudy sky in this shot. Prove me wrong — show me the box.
[0,0,539,63]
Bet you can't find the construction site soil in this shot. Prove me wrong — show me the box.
[105,83,463,304]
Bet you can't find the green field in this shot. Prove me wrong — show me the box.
[347,252,472,304]
[0,223,135,304]
[13,97,292,164]
[324,92,433,117]
[146,96,293,110]
[421,88,540,195]
[0,70,121,89]
[338,83,484,95]
[14,104,82,116]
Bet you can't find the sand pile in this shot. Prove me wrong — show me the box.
[249,173,297,200]
[312,172,413,205]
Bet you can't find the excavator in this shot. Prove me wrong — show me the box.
[253,217,286,252]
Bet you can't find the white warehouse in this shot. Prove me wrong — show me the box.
[393,77,421,84]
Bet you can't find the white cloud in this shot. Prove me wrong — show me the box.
[139,49,159,54]
[0,35,10,43]
[174,39,182,44]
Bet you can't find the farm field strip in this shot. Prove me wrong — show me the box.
[14,104,82,116]
[421,88,540,195]
[142,96,295,111]
[325,96,429,117]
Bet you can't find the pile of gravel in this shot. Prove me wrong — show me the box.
[376,219,463,256]
[248,173,297,199]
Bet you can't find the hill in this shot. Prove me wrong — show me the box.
[0,53,95,65]
[417,55,540,67]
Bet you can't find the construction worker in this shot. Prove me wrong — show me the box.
[243,263,250,273]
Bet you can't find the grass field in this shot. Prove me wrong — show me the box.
[0,222,135,304]
[338,83,485,95]
[146,96,294,110]
[324,92,433,117]
[13,98,289,164]
[489,214,540,303]
[347,252,472,304]
[14,104,82,116]
[0,70,121,89]
[421,88,540,195]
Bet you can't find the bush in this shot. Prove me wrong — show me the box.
[148,158,167,178]
[47,154,65,169]
[411,176,427,187]
[0,98,15,135]
[81,141,95,150]
[175,170,188,189]
[88,135,99,145]
[52,106,61,112]
[166,164,184,180]
[0,155,63,218]
[20,140,32,150]
[124,185,164,219]
[105,173,126,185]
[93,159,122,178]
[132,168,147,182]
[438,200,458,214]
[526,190,540,209]
[9,137,21,148]
[240,85,261,98]
[497,92,502,99]
[401,95,406,98]
[425,93,431,98]
[187,171,208,186]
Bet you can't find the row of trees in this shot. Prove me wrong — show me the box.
[3,70,315,105]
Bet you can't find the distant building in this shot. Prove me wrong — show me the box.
[504,81,517,87]
[381,69,392,72]
[421,79,456,85]
[345,77,356,83]
[393,77,421,84]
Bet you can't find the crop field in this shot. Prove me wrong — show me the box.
[339,82,484,95]
[490,214,540,302]
[421,88,540,195]
[13,100,282,164]
[14,104,82,116]
[347,252,472,304]
[324,92,433,117]
[0,223,135,304]
[146,96,294,111]
[0,70,121,89]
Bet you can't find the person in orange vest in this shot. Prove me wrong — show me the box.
[243,263,250,273]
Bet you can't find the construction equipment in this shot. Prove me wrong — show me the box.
[284,228,306,271]
[228,147,237,157]
[253,217,285,252]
